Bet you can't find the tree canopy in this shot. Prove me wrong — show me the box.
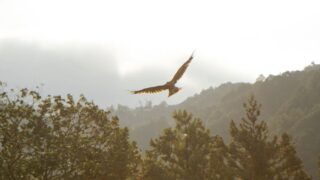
[142,110,231,180]
[0,84,141,179]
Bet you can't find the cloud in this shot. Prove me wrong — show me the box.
[0,41,186,107]
[0,40,121,106]
[0,40,254,108]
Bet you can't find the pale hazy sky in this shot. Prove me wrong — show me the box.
[0,0,320,107]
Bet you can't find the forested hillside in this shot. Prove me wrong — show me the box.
[112,64,320,178]
[1,64,319,179]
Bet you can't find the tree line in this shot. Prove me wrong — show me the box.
[0,83,316,179]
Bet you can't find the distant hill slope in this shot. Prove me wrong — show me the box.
[111,64,320,178]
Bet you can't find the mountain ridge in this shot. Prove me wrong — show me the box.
[111,63,320,178]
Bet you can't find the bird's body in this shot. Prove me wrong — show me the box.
[131,51,194,97]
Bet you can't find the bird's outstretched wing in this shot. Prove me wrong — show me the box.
[170,50,194,84]
[131,84,168,94]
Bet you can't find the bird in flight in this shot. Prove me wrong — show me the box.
[131,51,194,97]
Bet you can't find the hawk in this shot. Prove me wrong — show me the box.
[131,51,194,97]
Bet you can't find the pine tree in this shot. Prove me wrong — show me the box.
[142,110,231,180]
[229,95,310,180]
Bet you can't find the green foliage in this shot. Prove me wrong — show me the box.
[229,95,310,180]
[142,110,231,180]
[0,85,141,179]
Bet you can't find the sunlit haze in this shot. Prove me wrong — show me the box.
[1,0,320,107]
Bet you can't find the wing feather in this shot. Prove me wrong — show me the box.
[131,84,168,94]
[170,51,194,84]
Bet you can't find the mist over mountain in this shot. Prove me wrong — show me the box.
[0,41,257,108]
[111,63,320,178]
